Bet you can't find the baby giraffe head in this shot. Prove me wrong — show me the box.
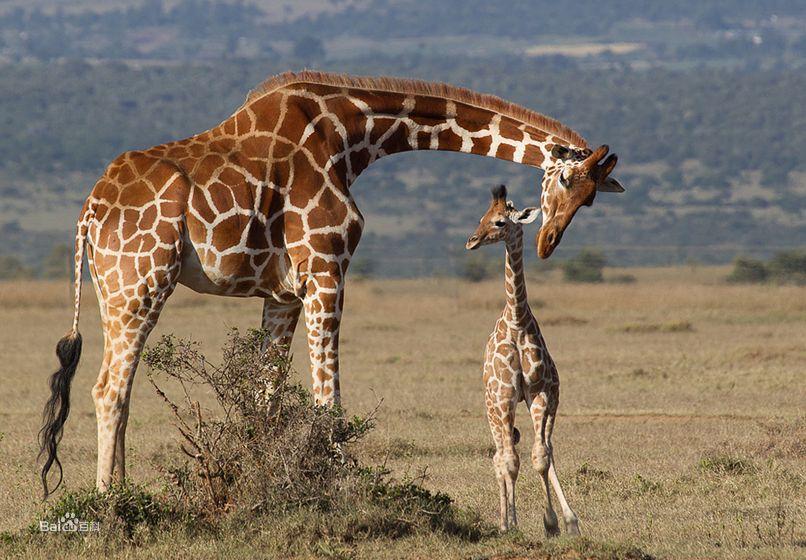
[466,185,539,250]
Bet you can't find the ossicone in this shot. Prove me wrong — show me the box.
[490,184,507,200]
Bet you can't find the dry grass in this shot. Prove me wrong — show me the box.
[0,266,804,558]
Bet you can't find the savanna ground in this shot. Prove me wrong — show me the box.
[0,266,803,559]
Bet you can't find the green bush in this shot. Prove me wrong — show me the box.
[458,254,495,282]
[562,249,606,283]
[768,249,806,285]
[726,250,806,284]
[141,329,488,545]
[41,244,72,279]
[350,256,376,280]
[726,257,769,283]
[0,255,32,280]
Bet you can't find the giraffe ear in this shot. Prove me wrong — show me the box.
[597,177,625,193]
[514,207,539,224]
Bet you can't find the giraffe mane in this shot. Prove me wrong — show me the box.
[242,70,588,148]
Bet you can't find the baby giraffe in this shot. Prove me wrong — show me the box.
[466,184,579,536]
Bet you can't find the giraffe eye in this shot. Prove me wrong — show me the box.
[558,172,571,189]
[494,220,506,227]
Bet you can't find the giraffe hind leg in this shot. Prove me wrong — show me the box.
[545,411,580,535]
[259,301,302,412]
[529,394,560,537]
[261,300,302,349]
[84,154,189,490]
[88,225,183,487]
[93,278,177,490]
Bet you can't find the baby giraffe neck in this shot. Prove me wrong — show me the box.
[504,227,528,322]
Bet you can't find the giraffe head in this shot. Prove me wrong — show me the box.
[536,144,624,259]
[466,185,539,250]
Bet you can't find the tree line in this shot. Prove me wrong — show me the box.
[1,54,804,270]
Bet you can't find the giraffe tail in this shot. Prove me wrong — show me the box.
[38,202,92,499]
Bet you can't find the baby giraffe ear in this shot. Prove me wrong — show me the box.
[514,207,539,224]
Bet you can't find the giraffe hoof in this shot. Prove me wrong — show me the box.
[543,511,560,538]
[565,517,580,536]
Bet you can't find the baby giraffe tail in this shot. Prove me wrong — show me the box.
[38,203,92,498]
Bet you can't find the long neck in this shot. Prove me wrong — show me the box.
[253,83,558,187]
[503,227,529,323]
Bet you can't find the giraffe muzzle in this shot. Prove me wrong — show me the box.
[536,224,563,259]
[466,234,482,250]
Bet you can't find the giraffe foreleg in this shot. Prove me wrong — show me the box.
[302,274,343,406]
[486,379,519,531]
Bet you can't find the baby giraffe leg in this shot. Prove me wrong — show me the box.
[486,385,519,531]
[546,412,580,535]
[529,394,560,537]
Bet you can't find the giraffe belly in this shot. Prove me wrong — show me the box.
[177,236,297,301]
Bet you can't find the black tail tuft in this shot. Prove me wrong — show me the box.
[513,427,521,445]
[38,332,82,499]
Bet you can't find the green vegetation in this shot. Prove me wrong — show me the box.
[698,453,757,476]
[41,244,71,279]
[2,0,804,63]
[142,329,486,545]
[0,255,31,279]
[350,256,376,280]
[618,320,695,334]
[33,483,176,541]
[768,250,806,284]
[562,248,606,283]
[2,59,802,184]
[727,257,769,283]
[727,249,806,285]
[1,244,73,279]
[457,254,495,283]
[6,53,802,271]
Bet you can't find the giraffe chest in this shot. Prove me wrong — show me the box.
[485,319,555,388]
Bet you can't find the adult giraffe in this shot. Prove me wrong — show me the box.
[39,71,624,497]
